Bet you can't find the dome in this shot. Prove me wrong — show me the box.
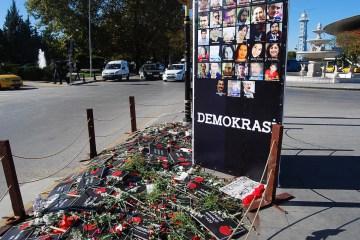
[299,11,309,21]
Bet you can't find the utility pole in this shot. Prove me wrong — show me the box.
[88,0,93,79]
[182,1,192,123]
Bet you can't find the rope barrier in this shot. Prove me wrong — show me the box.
[96,126,126,138]
[18,141,89,185]
[0,185,12,203]
[0,154,5,162]
[94,113,123,122]
[12,120,89,160]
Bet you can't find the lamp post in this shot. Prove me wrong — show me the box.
[88,0,93,79]
[179,0,192,123]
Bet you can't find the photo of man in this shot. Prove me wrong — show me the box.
[199,0,209,12]
[237,0,250,6]
[199,13,209,29]
[228,80,241,97]
[210,45,221,62]
[223,9,236,27]
[243,81,255,98]
[251,5,266,24]
[198,63,209,79]
[250,23,266,42]
[249,62,264,80]
[266,22,282,42]
[267,2,283,22]
[216,79,226,96]
[210,28,223,44]
[235,63,248,79]
[222,62,234,78]
[210,11,222,28]
[198,29,209,45]
[223,0,236,9]
[210,0,222,9]
[223,27,236,43]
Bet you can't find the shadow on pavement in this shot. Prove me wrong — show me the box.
[279,155,360,189]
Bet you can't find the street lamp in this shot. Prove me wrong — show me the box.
[89,0,93,79]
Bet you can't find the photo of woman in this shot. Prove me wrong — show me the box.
[266,22,282,42]
[266,43,281,60]
[237,0,249,6]
[198,46,210,62]
[235,43,248,62]
[210,45,222,62]
[222,62,234,77]
[249,62,264,80]
[223,0,236,9]
[265,63,280,81]
[237,7,250,25]
[251,5,266,24]
[222,45,235,61]
[237,25,249,43]
[199,0,209,12]
[223,27,236,43]
[235,63,248,79]
[251,43,264,59]
[198,63,209,79]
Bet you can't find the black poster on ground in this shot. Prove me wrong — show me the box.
[193,0,288,179]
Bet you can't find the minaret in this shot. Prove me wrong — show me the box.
[297,11,309,60]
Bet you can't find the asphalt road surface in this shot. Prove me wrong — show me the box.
[0,79,359,203]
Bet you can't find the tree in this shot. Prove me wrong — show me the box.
[287,51,297,60]
[336,31,360,64]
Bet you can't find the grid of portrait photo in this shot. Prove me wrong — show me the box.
[197,0,286,98]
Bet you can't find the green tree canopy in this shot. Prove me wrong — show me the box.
[336,31,360,64]
[26,0,185,68]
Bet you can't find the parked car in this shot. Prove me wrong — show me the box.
[139,63,163,80]
[102,60,130,80]
[162,64,185,82]
[0,74,23,89]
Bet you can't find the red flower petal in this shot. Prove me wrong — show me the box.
[179,161,192,166]
[242,194,255,206]
[95,187,107,194]
[178,157,186,162]
[156,144,163,149]
[132,216,142,224]
[112,170,123,177]
[219,225,233,236]
[83,223,97,231]
[187,182,198,190]
[253,184,265,198]
[90,168,99,175]
[19,222,31,230]
[193,176,204,183]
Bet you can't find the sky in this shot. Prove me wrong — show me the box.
[0,0,359,50]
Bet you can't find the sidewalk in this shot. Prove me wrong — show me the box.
[286,75,360,90]
[23,77,99,88]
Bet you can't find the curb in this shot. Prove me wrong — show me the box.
[286,85,360,91]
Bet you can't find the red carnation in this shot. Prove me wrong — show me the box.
[112,170,123,177]
[242,194,255,207]
[253,184,265,198]
[83,223,97,231]
[193,176,204,183]
[95,187,107,194]
[187,182,198,190]
[219,225,233,236]
[132,216,142,224]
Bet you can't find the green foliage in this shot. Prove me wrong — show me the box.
[122,153,146,174]
[202,192,219,210]
[287,51,297,60]
[336,31,360,64]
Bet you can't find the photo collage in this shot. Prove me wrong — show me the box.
[197,0,285,98]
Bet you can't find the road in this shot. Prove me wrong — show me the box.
[0,79,359,218]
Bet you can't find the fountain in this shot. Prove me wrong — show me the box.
[38,49,47,69]
[297,23,339,77]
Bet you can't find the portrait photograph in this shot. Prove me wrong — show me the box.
[223,27,236,43]
[266,22,282,42]
[237,0,250,6]
[250,42,264,60]
[198,46,210,62]
[237,7,250,25]
[198,63,209,79]
[210,11,222,28]
[251,5,266,24]
[210,0,223,10]
[198,29,209,45]
[235,43,248,62]
[223,0,236,9]
[222,62,234,78]
[199,0,210,12]
[223,9,237,27]
[266,43,281,60]
[216,79,226,96]
[222,45,235,61]
[235,63,248,80]
[267,2,283,22]
[210,45,222,62]
[228,80,241,97]
[242,81,255,99]
[236,25,249,43]
[250,23,266,42]
[198,13,209,29]
[265,62,280,81]
[209,28,223,44]
[249,62,264,80]
[208,63,222,79]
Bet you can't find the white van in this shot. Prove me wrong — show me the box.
[102,60,130,80]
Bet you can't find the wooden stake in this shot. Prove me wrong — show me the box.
[87,108,97,158]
